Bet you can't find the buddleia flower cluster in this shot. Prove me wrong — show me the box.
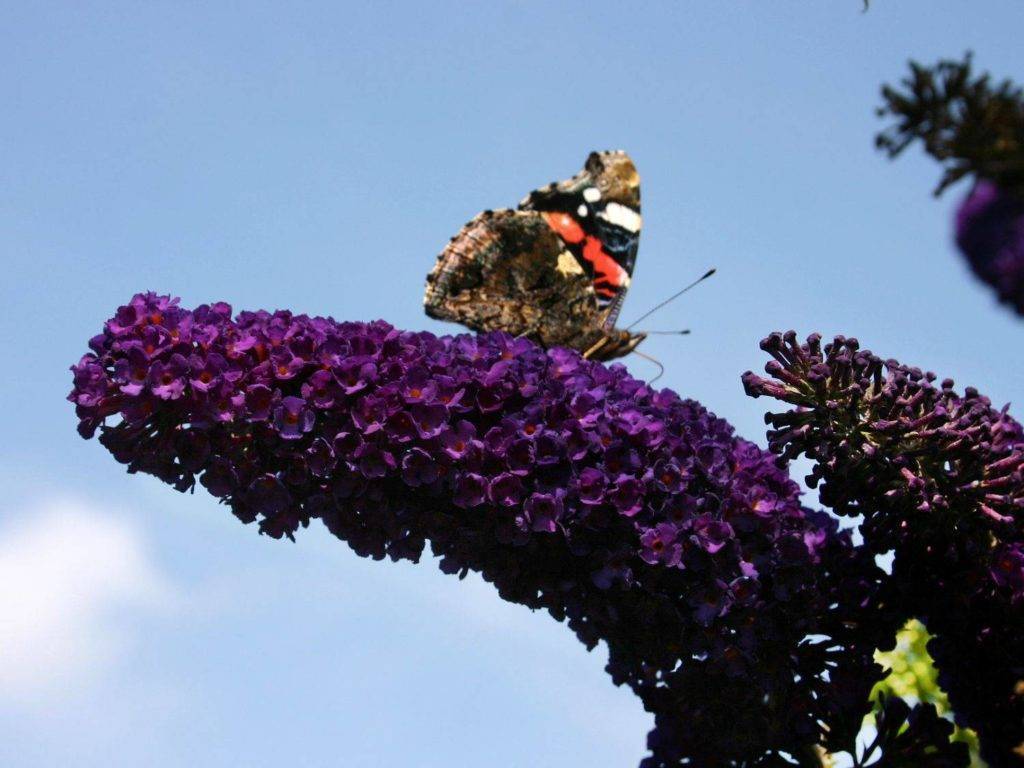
[71,293,928,767]
[956,180,1024,315]
[877,54,1024,316]
[744,331,1024,767]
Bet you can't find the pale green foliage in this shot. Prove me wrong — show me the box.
[872,620,984,767]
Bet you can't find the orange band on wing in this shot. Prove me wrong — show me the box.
[582,236,628,297]
[542,211,586,244]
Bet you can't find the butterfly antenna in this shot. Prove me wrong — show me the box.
[624,268,716,332]
[631,349,665,384]
[643,329,691,336]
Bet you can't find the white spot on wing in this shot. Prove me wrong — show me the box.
[577,204,588,217]
[597,202,641,233]
[583,187,601,203]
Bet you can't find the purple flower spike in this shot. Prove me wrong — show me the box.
[956,180,1024,316]
[71,294,891,767]
[745,330,1024,765]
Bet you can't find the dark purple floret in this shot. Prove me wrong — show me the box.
[149,353,188,400]
[69,295,912,767]
[639,523,681,566]
[452,473,487,509]
[274,396,315,440]
[523,491,564,533]
[956,180,1024,315]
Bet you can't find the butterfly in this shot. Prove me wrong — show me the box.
[423,151,646,361]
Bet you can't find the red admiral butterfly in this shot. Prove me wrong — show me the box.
[424,151,645,361]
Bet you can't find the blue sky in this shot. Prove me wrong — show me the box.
[1,3,1022,766]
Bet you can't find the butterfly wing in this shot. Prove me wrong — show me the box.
[518,151,641,329]
[424,152,644,360]
[424,209,609,351]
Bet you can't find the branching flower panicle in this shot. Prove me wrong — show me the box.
[745,331,1024,765]
[71,294,902,767]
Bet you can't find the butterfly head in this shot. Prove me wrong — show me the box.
[582,328,647,362]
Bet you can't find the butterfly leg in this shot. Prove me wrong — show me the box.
[515,317,543,340]
[582,336,610,359]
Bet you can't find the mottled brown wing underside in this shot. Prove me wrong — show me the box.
[424,209,615,354]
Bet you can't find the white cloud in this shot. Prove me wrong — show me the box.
[0,496,175,703]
